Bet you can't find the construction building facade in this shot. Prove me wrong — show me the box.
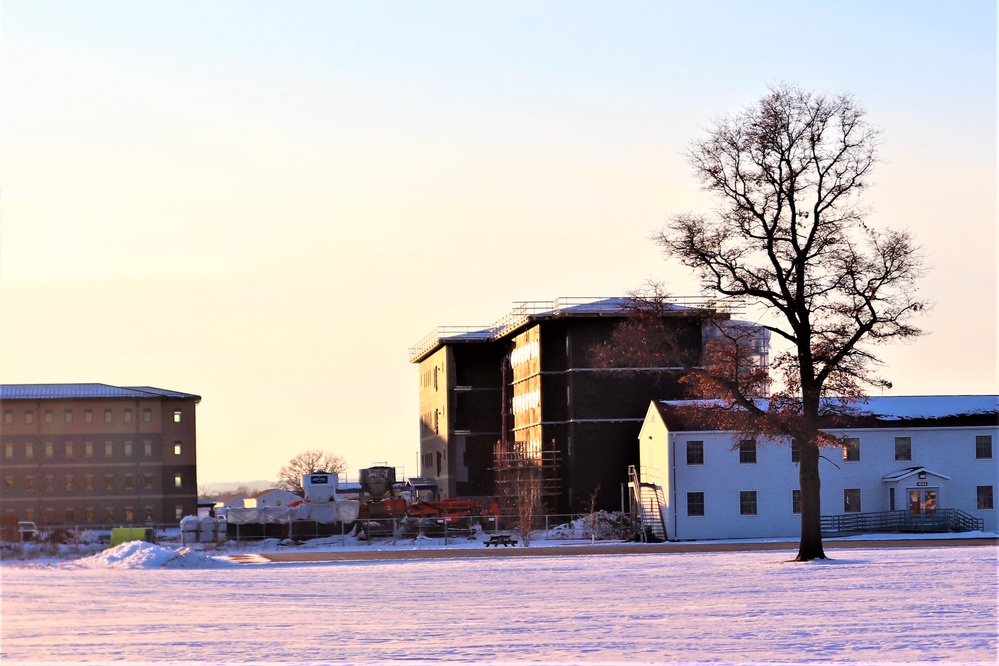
[410,297,767,514]
[0,383,201,527]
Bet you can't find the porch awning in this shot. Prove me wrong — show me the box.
[881,466,952,482]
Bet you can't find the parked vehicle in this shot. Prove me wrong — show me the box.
[17,521,37,541]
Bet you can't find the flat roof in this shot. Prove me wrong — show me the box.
[409,296,722,363]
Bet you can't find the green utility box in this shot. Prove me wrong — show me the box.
[109,527,156,547]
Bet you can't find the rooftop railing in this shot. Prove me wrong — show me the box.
[409,295,728,362]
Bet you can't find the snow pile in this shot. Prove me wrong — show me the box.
[547,510,636,540]
[71,541,236,569]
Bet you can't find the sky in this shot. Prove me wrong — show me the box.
[3,541,997,662]
[1,1,995,485]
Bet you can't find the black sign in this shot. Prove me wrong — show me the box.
[310,475,329,484]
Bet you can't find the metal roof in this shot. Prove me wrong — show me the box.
[0,383,201,402]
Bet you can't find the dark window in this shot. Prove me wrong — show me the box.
[976,435,992,459]
[790,439,800,463]
[894,437,912,461]
[977,486,994,510]
[686,441,704,465]
[739,440,756,464]
[842,437,860,462]
[844,488,861,513]
[687,492,705,516]
[792,489,801,514]
[739,491,757,515]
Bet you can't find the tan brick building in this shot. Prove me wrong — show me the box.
[0,384,200,528]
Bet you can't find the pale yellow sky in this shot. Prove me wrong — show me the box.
[1,1,995,484]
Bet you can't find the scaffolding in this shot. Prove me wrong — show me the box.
[492,439,562,500]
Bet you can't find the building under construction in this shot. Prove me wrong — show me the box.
[410,296,768,514]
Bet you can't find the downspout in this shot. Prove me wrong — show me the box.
[670,432,678,541]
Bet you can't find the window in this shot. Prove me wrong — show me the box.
[687,492,705,516]
[124,475,135,490]
[790,439,800,463]
[85,475,94,491]
[24,508,34,521]
[739,440,756,464]
[792,489,801,514]
[65,508,76,523]
[64,410,73,424]
[740,491,758,515]
[173,410,182,423]
[4,411,11,424]
[977,486,994,510]
[143,408,152,423]
[686,441,704,465]
[976,435,993,459]
[24,476,35,490]
[124,441,133,457]
[104,474,114,490]
[85,409,93,423]
[25,442,33,458]
[175,505,185,521]
[4,476,13,491]
[44,442,54,458]
[174,473,183,489]
[894,437,912,461]
[44,475,54,491]
[144,507,154,522]
[173,442,182,456]
[104,442,113,457]
[889,487,896,511]
[44,508,55,524]
[124,508,135,522]
[844,488,862,513]
[4,443,12,459]
[85,442,93,458]
[44,410,53,424]
[144,441,153,457]
[105,507,115,522]
[65,442,73,458]
[842,437,860,462]
[124,409,132,423]
[85,508,95,523]
[104,409,113,423]
[143,474,154,490]
[25,410,33,424]
[65,475,74,491]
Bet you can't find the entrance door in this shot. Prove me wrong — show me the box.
[908,488,937,517]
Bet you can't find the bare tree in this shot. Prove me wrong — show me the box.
[499,442,543,547]
[657,84,927,561]
[277,450,348,496]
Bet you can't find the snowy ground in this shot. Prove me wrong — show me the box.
[1,536,996,664]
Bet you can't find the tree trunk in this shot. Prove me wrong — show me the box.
[796,440,827,561]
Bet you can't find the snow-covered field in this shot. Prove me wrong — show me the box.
[2,540,996,664]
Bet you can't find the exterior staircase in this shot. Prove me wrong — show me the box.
[628,465,667,542]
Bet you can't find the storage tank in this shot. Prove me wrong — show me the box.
[303,472,339,503]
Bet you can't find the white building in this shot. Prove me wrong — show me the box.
[242,489,299,509]
[638,396,997,541]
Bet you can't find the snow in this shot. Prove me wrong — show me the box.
[2,538,996,663]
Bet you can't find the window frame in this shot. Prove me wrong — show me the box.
[739,490,758,516]
[976,435,993,460]
[977,486,994,510]
[739,440,757,464]
[894,436,912,462]
[842,437,861,462]
[686,491,705,517]
[686,441,704,466]
[844,488,862,513]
